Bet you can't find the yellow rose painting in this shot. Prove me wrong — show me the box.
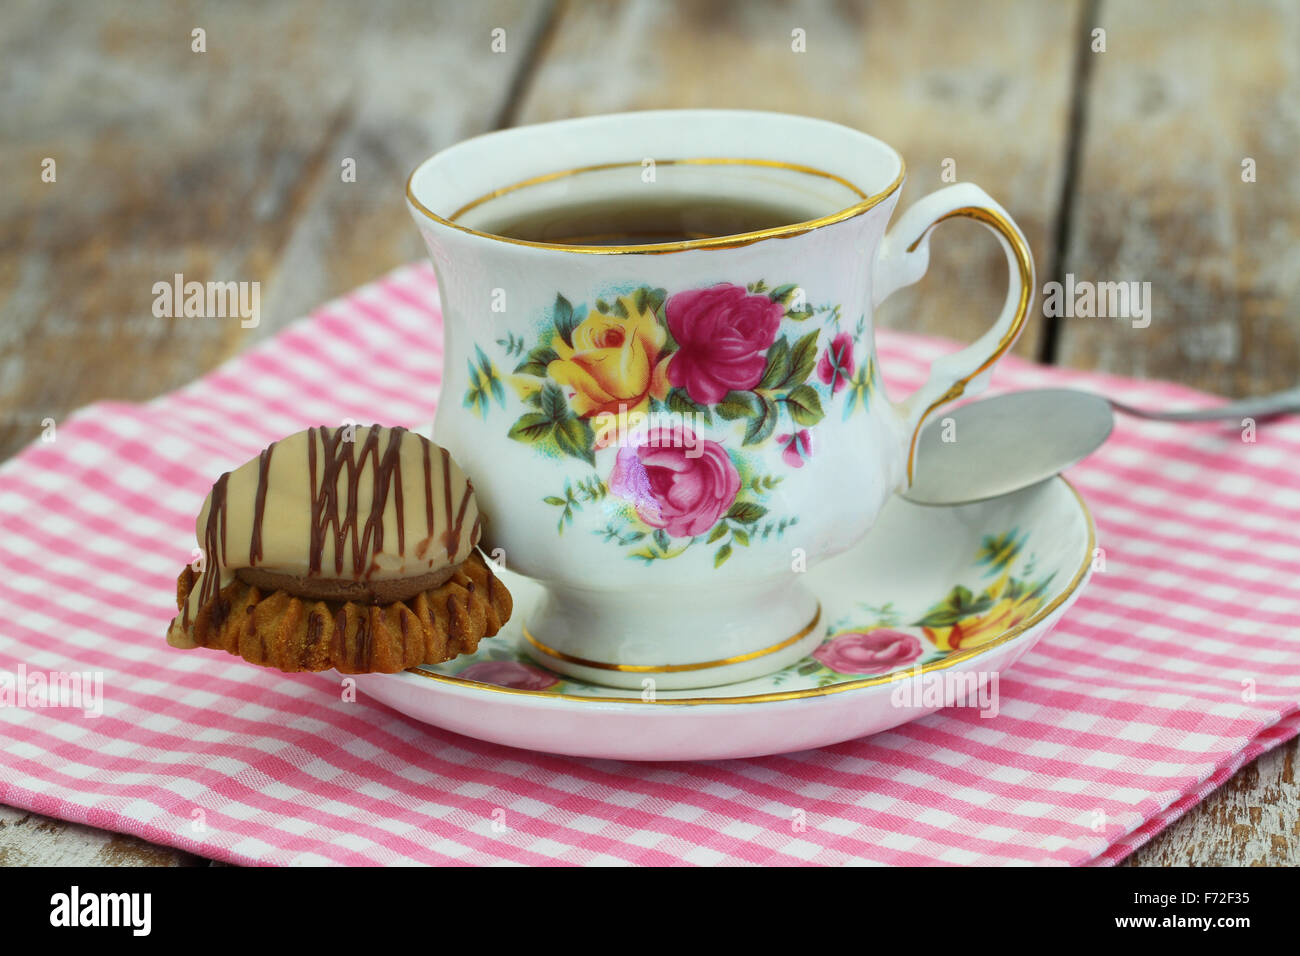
[913,531,1054,651]
[546,295,670,419]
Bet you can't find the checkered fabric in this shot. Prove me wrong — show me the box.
[0,263,1296,865]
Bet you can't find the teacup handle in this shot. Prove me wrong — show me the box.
[871,182,1035,488]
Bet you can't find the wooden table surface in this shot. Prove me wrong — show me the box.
[1,0,1296,865]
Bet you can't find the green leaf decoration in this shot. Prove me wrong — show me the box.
[715,390,759,421]
[797,660,822,676]
[653,528,671,552]
[666,387,712,424]
[706,524,729,544]
[595,298,611,313]
[515,344,559,378]
[543,496,567,506]
[757,336,791,390]
[539,382,568,422]
[714,542,733,568]
[977,530,1023,574]
[1022,572,1056,603]
[726,501,769,524]
[742,392,778,445]
[732,528,750,547]
[784,384,825,427]
[769,283,798,304]
[553,293,577,346]
[552,416,596,465]
[788,330,820,385]
[496,332,526,357]
[633,286,667,317]
[507,413,554,445]
[747,473,783,493]
[915,585,995,628]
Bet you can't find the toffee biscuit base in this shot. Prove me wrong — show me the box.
[169,550,513,674]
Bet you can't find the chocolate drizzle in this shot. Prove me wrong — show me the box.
[422,442,434,547]
[187,471,231,629]
[304,425,413,578]
[249,442,276,567]
[439,447,474,561]
[183,426,479,627]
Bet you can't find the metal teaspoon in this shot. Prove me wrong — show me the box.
[902,385,1300,506]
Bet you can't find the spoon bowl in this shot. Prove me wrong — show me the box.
[904,389,1114,506]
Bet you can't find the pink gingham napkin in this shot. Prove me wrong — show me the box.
[1,263,1297,866]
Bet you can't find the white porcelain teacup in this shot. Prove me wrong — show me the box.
[407,110,1033,689]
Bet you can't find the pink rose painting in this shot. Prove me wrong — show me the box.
[813,629,923,675]
[458,660,559,691]
[608,426,741,538]
[665,284,784,404]
[817,331,855,394]
[776,429,813,468]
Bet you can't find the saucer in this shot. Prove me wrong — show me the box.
[356,477,1095,761]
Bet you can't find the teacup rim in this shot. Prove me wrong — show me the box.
[405,109,907,255]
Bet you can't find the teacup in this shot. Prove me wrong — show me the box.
[407,110,1033,689]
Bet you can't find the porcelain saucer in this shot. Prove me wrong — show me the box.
[356,477,1096,761]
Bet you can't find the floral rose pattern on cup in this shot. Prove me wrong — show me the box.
[547,296,670,419]
[776,429,813,468]
[665,285,784,404]
[818,331,856,395]
[608,427,740,538]
[812,628,923,674]
[465,280,876,563]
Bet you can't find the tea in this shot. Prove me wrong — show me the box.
[472,194,822,245]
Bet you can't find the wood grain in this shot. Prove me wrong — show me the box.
[0,0,554,462]
[514,0,1083,361]
[0,0,1295,867]
[1055,0,1300,394]
[0,804,206,866]
[1124,738,1299,866]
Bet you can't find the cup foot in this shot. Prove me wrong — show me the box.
[521,578,823,690]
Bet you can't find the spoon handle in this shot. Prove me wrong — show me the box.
[1109,385,1300,423]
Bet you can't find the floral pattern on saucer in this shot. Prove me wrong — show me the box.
[418,524,1056,699]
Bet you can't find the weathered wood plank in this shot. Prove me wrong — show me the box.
[0,804,207,866]
[1056,0,1300,394]
[0,0,554,463]
[514,0,1082,360]
[1124,738,1299,866]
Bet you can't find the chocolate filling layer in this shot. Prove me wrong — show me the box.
[236,563,459,604]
